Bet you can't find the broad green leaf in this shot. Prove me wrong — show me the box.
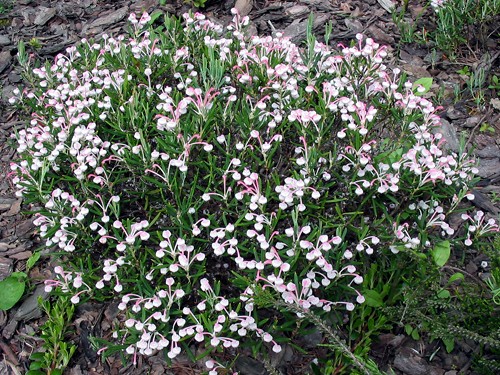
[404,324,413,336]
[437,289,451,299]
[363,289,383,307]
[0,272,26,310]
[432,240,451,267]
[443,337,455,353]
[413,77,433,95]
[411,328,420,340]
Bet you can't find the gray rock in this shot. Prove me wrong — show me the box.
[477,157,500,178]
[34,7,57,26]
[393,348,444,375]
[434,118,460,152]
[83,6,128,31]
[0,35,10,46]
[235,356,269,375]
[476,145,500,159]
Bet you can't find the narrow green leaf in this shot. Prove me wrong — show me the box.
[26,251,41,271]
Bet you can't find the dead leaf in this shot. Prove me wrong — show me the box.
[491,98,500,110]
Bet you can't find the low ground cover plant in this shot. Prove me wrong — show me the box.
[9,9,499,374]
[395,0,499,59]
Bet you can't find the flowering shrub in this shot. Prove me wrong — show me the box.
[10,9,498,372]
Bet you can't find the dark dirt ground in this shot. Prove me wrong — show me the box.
[0,0,499,374]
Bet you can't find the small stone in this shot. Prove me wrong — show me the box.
[34,7,57,26]
[234,0,253,17]
[444,371,457,375]
[0,35,10,46]
[464,116,480,128]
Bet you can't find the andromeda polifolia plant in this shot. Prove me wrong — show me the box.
[10,8,499,373]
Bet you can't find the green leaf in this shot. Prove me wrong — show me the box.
[442,337,455,353]
[431,240,450,267]
[413,77,433,96]
[29,352,45,362]
[0,272,27,310]
[26,251,41,271]
[404,324,413,336]
[411,328,420,340]
[448,272,464,284]
[28,361,44,370]
[26,371,45,375]
[437,289,451,299]
[363,289,383,307]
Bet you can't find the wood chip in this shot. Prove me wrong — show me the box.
[8,250,32,261]
[5,199,21,217]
